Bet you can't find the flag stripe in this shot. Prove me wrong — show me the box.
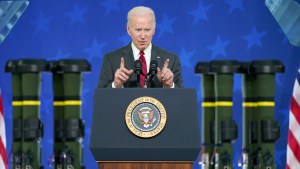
[287,72,300,168]
[0,158,6,169]
[0,92,7,169]
[288,130,300,162]
[0,137,7,169]
[289,109,300,145]
[0,113,6,148]
[293,78,300,105]
[0,92,6,150]
[287,145,300,169]
[290,97,300,127]
[0,95,3,117]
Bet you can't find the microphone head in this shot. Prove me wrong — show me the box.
[134,60,142,74]
[149,60,158,74]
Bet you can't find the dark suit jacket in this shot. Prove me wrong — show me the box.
[98,43,183,88]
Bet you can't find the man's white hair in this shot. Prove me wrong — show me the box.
[127,6,156,27]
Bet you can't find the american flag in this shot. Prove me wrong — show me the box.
[286,69,300,169]
[0,89,8,169]
[1,0,300,168]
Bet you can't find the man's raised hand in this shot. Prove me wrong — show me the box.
[157,59,174,88]
[113,57,133,88]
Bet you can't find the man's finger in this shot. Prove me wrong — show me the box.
[162,71,172,81]
[120,67,133,76]
[118,72,129,81]
[128,69,134,75]
[163,59,170,69]
[120,57,125,68]
[157,67,161,75]
[161,68,169,78]
[157,67,162,82]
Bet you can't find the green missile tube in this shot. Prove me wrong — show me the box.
[18,59,47,169]
[49,61,65,169]
[52,59,90,169]
[195,62,215,169]
[5,60,23,169]
[249,60,284,168]
[239,62,256,169]
[210,60,241,169]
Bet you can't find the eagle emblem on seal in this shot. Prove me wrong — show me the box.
[137,107,157,128]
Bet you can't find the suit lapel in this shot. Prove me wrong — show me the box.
[151,45,164,69]
[150,45,164,88]
[122,43,135,70]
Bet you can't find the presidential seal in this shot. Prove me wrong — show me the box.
[125,96,167,138]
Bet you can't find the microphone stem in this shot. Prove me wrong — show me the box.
[137,74,141,88]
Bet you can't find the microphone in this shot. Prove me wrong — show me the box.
[134,60,142,87]
[147,60,158,86]
[134,60,142,75]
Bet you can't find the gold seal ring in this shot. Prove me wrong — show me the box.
[125,96,167,138]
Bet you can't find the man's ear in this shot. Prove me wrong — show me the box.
[127,25,131,36]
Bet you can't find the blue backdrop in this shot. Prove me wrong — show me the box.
[1,0,300,168]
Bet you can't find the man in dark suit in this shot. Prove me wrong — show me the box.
[99,6,183,88]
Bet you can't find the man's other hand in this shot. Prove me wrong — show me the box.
[114,57,133,88]
[157,59,174,88]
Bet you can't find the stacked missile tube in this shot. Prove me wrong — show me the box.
[6,59,48,169]
[195,60,284,168]
[49,59,90,169]
[196,60,241,168]
[239,60,284,168]
[195,62,215,169]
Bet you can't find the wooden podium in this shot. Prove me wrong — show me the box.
[90,89,200,169]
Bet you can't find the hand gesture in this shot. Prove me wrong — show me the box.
[157,59,174,88]
[114,57,133,88]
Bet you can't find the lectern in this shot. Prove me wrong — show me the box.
[90,88,200,169]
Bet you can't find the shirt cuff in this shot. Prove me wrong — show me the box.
[112,82,116,88]
[112,82,123,88]
[164,82,175,88]
[171,82,175,88]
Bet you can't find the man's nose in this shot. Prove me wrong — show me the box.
[140,30,146,38]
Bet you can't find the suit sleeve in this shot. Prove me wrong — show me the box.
[98,55,113,88]
[172,55,184,88]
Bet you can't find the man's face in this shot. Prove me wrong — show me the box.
[127,14,155,51]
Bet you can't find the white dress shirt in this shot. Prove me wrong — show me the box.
[131,42,152,73]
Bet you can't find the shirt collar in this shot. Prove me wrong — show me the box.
[131,42,152,61]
